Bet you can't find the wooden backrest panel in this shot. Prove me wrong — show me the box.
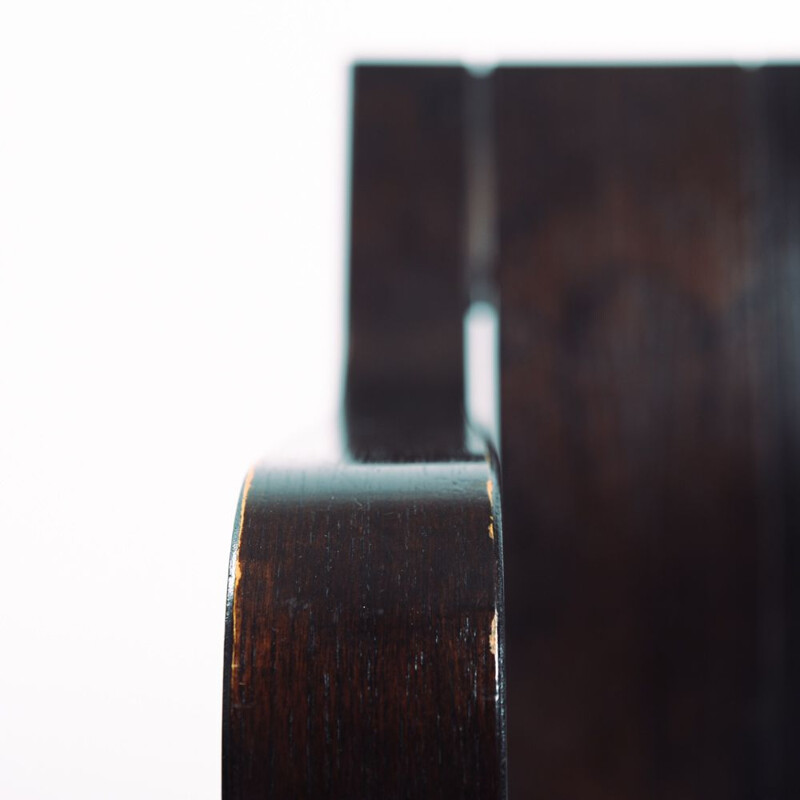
[497,66,800,799]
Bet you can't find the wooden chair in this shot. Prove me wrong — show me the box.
[223,64,800,799]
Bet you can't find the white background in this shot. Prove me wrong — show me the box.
[0,2,797,797]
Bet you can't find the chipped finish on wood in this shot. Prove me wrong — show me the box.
[223,460,505,799]
[496,66,800,798]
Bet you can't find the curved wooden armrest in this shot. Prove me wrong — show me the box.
[223,458,505,798]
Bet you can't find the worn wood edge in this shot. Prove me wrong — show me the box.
[222,454,507,798]
[486,445,508,797]
[222,465,255,796]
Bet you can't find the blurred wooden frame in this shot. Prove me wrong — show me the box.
[224,65,800,799]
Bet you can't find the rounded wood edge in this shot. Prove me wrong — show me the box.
[223,458,506,799]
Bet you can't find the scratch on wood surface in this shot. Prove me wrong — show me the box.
[489,610,498,685]
[487,478,495,539]
[231,466,255,675]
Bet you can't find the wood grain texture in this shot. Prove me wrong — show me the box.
[496,66,800,799]
[223,66,506,799]
[223,460,505,799]
[223,63,800,798]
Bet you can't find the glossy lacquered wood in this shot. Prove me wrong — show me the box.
[223,65,506,799]
[223,62,800,799]
[223,459,505,799]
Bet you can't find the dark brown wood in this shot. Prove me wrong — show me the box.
[346,65,468,459]
[496,65,800,799]
[223,65,506,799]
[754,66,800,796]
[224,63,800,798]
[223,460,505,799]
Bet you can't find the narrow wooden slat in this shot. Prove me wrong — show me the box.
[346,65,468,458]
[753,65,800,797]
